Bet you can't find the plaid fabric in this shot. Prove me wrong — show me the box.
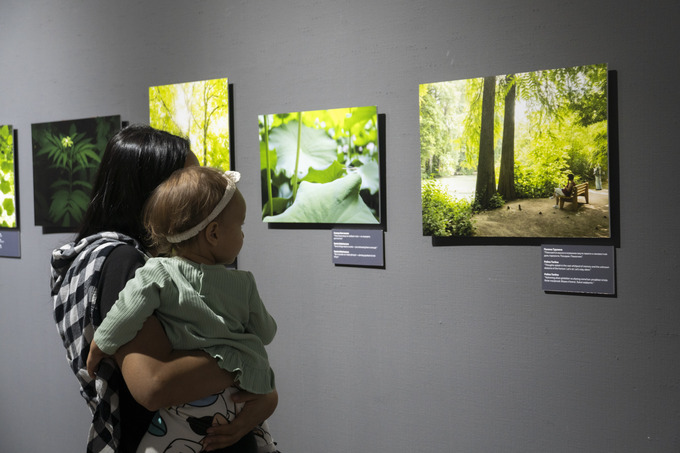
[51,232,144,453]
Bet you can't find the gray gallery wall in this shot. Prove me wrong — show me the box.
[1,0,679,452]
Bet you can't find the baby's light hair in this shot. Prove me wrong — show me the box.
[143,166,233,255]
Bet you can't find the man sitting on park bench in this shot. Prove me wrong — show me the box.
[553,173,575,209]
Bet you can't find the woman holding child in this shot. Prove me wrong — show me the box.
[50,125,277,452]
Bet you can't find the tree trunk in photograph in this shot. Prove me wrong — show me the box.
[475,75,496,208]
[498,74,516,201]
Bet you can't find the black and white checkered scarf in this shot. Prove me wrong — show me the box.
[51,232,144,453]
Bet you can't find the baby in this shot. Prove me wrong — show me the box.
[87,166,278,452]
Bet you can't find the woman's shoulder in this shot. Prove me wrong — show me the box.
[100,245,146,280]
[106,244,146,265]
[99,245,147,316]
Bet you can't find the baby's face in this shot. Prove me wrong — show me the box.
[214,190,246,265]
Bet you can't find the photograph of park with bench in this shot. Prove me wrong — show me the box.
[420,63,610,240]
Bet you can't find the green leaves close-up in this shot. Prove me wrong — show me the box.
[34,126,99,227]
[268,120,338,177]
[263,174,378,224]
[0,125,16,228]
[32,116,118,229]
[260,106,381,224]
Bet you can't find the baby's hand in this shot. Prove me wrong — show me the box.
[86,340,110,379]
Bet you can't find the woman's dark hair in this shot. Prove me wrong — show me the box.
[75,124,191,247]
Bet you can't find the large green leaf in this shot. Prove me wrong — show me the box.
[261,197,290,218]
[268,120,337,178]
[49,188,89,226]
[70,189,91,215]
[302,161,346,184]
[263,173,379,224]
[354,160,380,194]
[49,189,72,221]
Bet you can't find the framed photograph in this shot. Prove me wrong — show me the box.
[0,125,18,229]
[420,63,617,245]
[31,115,121,233]
[259,106,384,228]
[150,77,232,171]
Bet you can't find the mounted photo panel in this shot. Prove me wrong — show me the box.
[31,115,121,233]
[259,106,384,227]
[0,125,17,229]
[420,63,613,245]
[150,77,232,171]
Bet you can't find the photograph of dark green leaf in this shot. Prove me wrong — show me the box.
[420,63,610,242]
[31,115,120,232]
[0,125,17,228]
[150,77,231,171]
[259,106,381,225]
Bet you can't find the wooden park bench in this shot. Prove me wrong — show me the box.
[557,182,589,209]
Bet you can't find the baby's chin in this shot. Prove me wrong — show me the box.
[221,256,237,266]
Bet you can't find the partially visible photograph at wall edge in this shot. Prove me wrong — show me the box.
[31,115,121,233]
[259,105,382,226]
[0,124,17,229]
[149,77,231,171]
[420,63,610,242]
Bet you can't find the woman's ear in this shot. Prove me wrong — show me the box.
[204,221,220,246]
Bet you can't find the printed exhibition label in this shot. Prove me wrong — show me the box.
[332,229,384,267]
[542,244,615,295]
[0,230,21,258]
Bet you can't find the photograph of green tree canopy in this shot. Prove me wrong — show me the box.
[31,116,120,232]
[0,125,17,229]
[259,106,382,225]
[150,77,231,171]
[420,63,611,242]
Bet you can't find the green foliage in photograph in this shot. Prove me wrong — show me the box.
[34,124,99,227]
[150,78,230,170]
[263,174,377,223]
[420,79,484,178]
[419,63,609,236]
[513,163,562,199]
[32,116,119,229]
[422,179,474,237]
[471,192,504,214]
[259,106,380,224]
[0,125,16,228]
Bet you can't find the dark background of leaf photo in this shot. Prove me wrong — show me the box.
[31,115,121,233]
